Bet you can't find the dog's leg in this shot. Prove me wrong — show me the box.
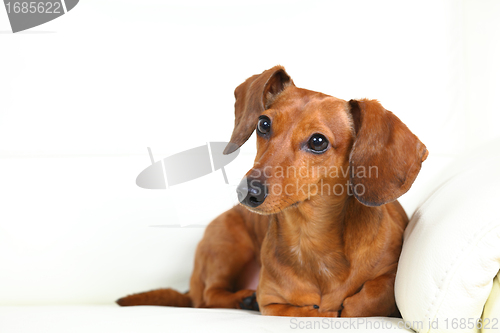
[189,207,261,310]
[340,273,397,317]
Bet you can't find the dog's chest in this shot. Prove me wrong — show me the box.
[277,268,350,312]
[289,240,348,277]
[267,246,351,309]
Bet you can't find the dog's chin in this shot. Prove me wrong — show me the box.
[239,200,302,215]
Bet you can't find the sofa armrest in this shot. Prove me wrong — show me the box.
[395,140,500,333]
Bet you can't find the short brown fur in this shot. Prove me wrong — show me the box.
[117,66,427,317]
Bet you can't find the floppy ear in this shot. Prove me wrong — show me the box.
[348,99,428,207]
[223,66,294,155]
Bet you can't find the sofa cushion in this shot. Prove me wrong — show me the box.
[482,272,500,332]
[0,306,414,333]
[395,138,500,333]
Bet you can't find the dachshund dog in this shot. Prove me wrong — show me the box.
[117,66,428,317]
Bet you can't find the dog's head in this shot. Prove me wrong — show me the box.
[225,66,428,214]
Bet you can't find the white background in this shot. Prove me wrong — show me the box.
[1,0,499,305]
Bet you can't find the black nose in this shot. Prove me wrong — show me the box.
[236,177,268,208]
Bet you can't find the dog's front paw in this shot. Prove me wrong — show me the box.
[238,291,259,311]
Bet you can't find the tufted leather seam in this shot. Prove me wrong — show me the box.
[422,222,500,333]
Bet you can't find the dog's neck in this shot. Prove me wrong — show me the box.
[269,189,383,274]
[277,191,347,252]
[282,192,347,239]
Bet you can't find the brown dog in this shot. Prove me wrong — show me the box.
[117,66,428,317]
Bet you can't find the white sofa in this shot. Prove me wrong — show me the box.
[1,138,499,333]
[2,0,500,331]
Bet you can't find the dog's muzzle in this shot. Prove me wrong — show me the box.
[236,176,268,208]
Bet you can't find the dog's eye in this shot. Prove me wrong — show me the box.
[257,116,271,135]
[308,134,329,153]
